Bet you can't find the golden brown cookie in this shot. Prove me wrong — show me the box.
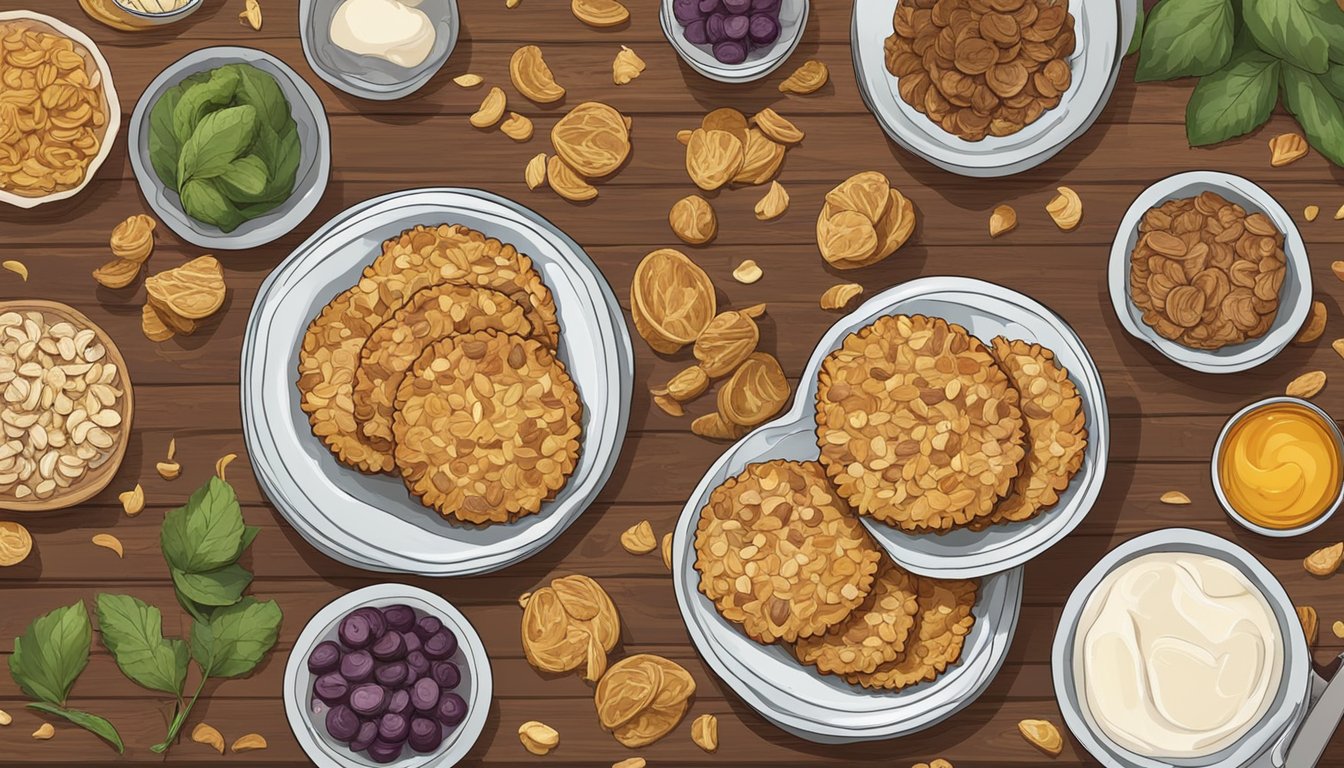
[815,314,1026,532]
[694,460,883,644]
[844,576,978,691]
[353,283,537,444]
[792,559,920,675]
[393,331,582,524]
[595,654,696,749]
[973,338,1087,529]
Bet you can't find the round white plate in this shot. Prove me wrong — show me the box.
[660,0,809,84]
[852,0,1130,177]
[1107,171,1313,374]
[284,584,492,768]
[242,188,633,576]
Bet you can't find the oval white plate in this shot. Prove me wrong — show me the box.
[284,584,492,768]
[242,188,633,576]
[660,0,809,84]
[852,0,1130,177]
[1107,171,1312,374]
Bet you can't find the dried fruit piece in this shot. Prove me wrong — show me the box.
[572,0,629,27]
[702,108,749,144]
[1298,605,1319,645]
[595,655,696,747]
[732,129,786,185]
[613,758,646,768]
[215,453,237,482]
[0,709,10,725]
[110,214,156,263]
[1295,301,1327,344]
[1304,542,1344,576]
[754,180,790,220]
[718,353,789,427]
[670,195,718,245]
[779,59,829,94]
[519,721,559,755]
[552,102,631,179]
[500,112,534,141]
[733,260,762,284]
[231,733,267,752]
[145,255,227,320]
[613,45,646,85]
[686,128,744,191]
[191,723,224,754]
[1287,370,1327,399]
[93,259,141,289]
[1306,205,1320,222]
[470,87,507,128]
[621,520,657,554]
[522,575,621,676]
[141,303,176,342]
[665,366,710,402]
[661,532,672,570]
[826,171,891,224]
[752,108,804,144]
[1334,338,1344,359]
[1335,260,1344,281]
[91,533,123,558]
[0,521,33,567]
[989,205,1017,237]
[115,483,144,516]
[1047,187,1082,230]
[817,207,879,267]
[548,156,598,202]
[3,260,28,281]
[695,311,759,378]
[631,249,716,354]
[820,283,863,310]
[691,412,746,440]
[1270,133,1309,166]
[1160,491,1190,505]
[511,45,565,104]
[452,73,483,88]
[157,461,181,481]
[1334,620,1344,640]
[691,713,718,752]
[1018,719,1063,756]
[653,394,684,417]
[239,0,262,29]
[525,153,547,190]
[32,723,53,740]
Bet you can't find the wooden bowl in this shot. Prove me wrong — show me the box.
[0,300,134,512]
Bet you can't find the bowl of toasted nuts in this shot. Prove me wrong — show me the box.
[662,0,808,83]
[0,12,120,209]
[0,301,133,512]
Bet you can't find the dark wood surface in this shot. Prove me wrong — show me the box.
[0,0,1342,765]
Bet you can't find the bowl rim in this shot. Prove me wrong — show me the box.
[0,11,121,210]
[1211,396,1344,538]
[110,0,204,21]
[1106,170,1314,374]
[659,0,810,84]
[297,0,461,101]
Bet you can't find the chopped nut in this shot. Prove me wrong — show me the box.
[239,0,262,30]
[1046,187,1082,231]
[231,733,267,752]
[507,0,520,6]
[621,520,657,554]
[572,0,629,27]
[0,709,10,726]
[167,438,177,462]
[1333,339,1344,359]
[93,259,141,289]
[525,153,548,190]
[1335,205,1344,221]
[691,713,718,752]
[91,533,123,558]
[613,45,646,85]
[511,45,565,104]
[670,195,718,245]
[1160,491,1190,505]
[1305,542,1344,576]
[661,532,672,570]
[1018,719,1063,756]
[1335,261,1344,282]
[692,412,746,441]
[652,394,684,417]
[613,759,646,768]
[453,73,483,88]
[470,87,507,129]
[989,204,1017,237]
[32,722,53,740]
[752,108,804,144]
[215,453,236,482]
[820,283,863,311]
[191,723,224,754]
[548,155,598,202]
[1306,205,1320,222]
[1269,133,1309,167]
[1298,605,1319,645]
[1287,370,1327,399]
[754,180,790,221]
[3,260,28,281]
[665,366,710,402]
[733,260,762,284]
[779,60,829,94]
[518,720,559,756]
[500,112,534,142]
[1334,620,1344,640]
[1294,301,1327,344]
[156,461,181,481]
[116,485,144,518]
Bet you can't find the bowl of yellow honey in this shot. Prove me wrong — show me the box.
[1213,397,1344,537]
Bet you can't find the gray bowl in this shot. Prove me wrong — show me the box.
[660,0,809,84]
[128,47,332,251]
[300,0,459,101]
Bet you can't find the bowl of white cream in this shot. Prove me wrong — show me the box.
[299,0,458,101]
[1053,529,1312,768]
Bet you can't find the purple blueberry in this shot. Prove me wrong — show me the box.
[423,629,458,660]
[350,720,379,752]
[339,613,373,650]
[313,672,349,705]
[387,688,412,718]
[673,0,701,24]
[367,740,403,764]
[325,704,361,743]
[352,607,387,640]
[751,0,780,10]
[684,19,709,44]
[723,13,750,39]
[371,630,407,662]
[706,13,726,43]
[724,0,750,12]
[307,641,342,675]
[430,661,461,690]
[714,40,748,63]
[378,712,410,743]
[381,604,416,633]
[406,650,430,679]
[375,660,409,688]
[408,717,442,753]
[436,692,467,727]
[411,677,440,713]
[340,650,374,683]
[699,0,721,11]
[748,14,780,45]
[413,616,442,641]
[349,683,388,717]
[402,631,422,654]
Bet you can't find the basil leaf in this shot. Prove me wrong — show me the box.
[1323,63,1344,101]
[27,703,124,754]
[190,598,282,679]
[240,525,260,555]
[180,179,246,233]
[177,104,258,184]
[171,66,240,144]
[161,476,245,574]
[172,564,253,608]
[214,155,270,201]
[94,594,188,696]
[9,601,90,706]
[1244,0,1330,74]
[1186,47,1281,145]
[1128,3,1146,56]
[1137,0,1235,81]
[230,64,292,134]
[1309,0,1344,64]
[1281,65,1344,165]
[149,84,188,190]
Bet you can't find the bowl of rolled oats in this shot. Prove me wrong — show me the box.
[0,12,120,208]
[0,301,133,512]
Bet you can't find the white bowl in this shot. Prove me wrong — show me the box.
[300,0,460,101]
[111,0,204,25]
[284,585,492,768]
[1107,171,1313,374]
[660,0,809,84]
[0,12,120,209]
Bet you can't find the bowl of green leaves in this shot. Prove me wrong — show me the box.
[129,47,331,250]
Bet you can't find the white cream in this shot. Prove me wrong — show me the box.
[330,0,437,69]
[1075,552,1282,758]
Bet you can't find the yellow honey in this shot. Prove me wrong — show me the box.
[1219,402,1342,530]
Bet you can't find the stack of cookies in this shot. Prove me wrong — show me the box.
[298,224,583,526]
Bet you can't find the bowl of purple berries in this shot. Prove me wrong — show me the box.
[662,0,808,83]
[284,584,492,767]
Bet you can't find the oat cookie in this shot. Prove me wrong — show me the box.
[693,460,882,644]
[792,559,920,675]
[815,315,1026,532]
[393,331,582,524]
[973,338,1087,529]
[353,284,537,444]
[844,576,978,691]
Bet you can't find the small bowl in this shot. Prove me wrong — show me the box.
[1108,171,1313,374]
[0,11,120,209]
[128,47,332,251]
[1211,396,1344,538]
[284,584,492,768]
[300,0,460,101]
[660,0,809,84]
[107,0,204,26]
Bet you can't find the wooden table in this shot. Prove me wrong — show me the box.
[1,1,1342,765]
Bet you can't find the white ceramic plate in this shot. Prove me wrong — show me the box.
[242,188,633,576]
[284,584,492,768]
[852,0,1131,177]
[674,277,1107,580]
[660,0,809,84]
[0,12,120,209]
[1107,171,1313,374]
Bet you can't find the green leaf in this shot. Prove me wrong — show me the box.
[1244,0,1330,74]
[190,598,282,679]
[149,85,187,190]
[172,564,253,608]
[1309,0,1344,64]
[171,66,240,144]
[178,104,258,185]
[161,476,246,574]
[1186,46,1281,145]
[1281,65,1344,165]
[240,525,260,554]
[229,64,292,134]
[9,601,91,706]
[1323,63,1344,100]
[214,155,270,201]
[1137,0,1236,81]
[27,703,124,754]
[1128,3,1146,56]
[94,594,188,696]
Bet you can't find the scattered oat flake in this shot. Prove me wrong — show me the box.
[1286,370,1326,399]
[231,733,267,752]
[507,0,520,6]
[453,73,483,88]
[1334,620,1344,639]
[1018,719,1063,757]
[1333,339,1344,359]
[820,283,863,311]
[192,723,224,754]
[1269,133,1308,166]
[0,709,10,726]
[2,260,27,281]
[92,533,123,558]
[653,393,684,418]
[215,453,237,482]
[613,45,646,85]
[167,437,177,461]
[1306,205,1320,222]
[661,532,672,570]
[620,520,656,554]
[157,461,181,481]
[119,484,145,516]
[32,723,53,740]
[1333,260,1344,282]
[1160,491,1190,505]
[1335,205,1344,221]
[733,260,762,284]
